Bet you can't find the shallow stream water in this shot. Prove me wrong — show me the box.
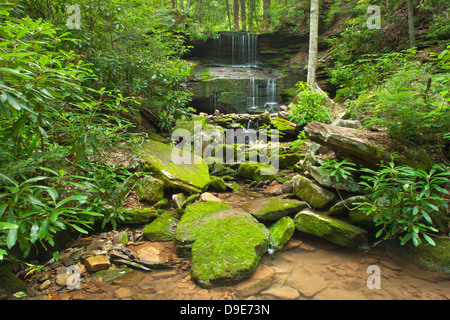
[45,234,450,300]
[30,188,450,301]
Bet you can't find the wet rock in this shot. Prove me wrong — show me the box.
[282,179,294,193]
[308,165,364,193]
[348,208,376,230]
[328,196,367,216]
[209,176,227,192]
[56,273,71,287]
[113,231,128,246]
[143,211,179,241]
[84,255,111,272]
[237,162,277,182]
[332,119,362,129]
[261,285,300,300]
[114,287,133,299]
[270,117,299,140]
[303,121,390,169]
[121,207,159,225]
[39,280,51,291]
[200,192,222,202]
[134,139,210,194]
[243,197,308,222]
[262,181,283,195]
[292,174,336,209]
[135,175,165,204]
[269,217,295,250]
[175,201,269,287]
[294,209,368,248]
[234,265,275,296]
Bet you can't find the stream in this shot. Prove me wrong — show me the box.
[20,32,450,301]
[23,187,450,301]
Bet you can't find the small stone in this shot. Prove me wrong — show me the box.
[84,255,111,272]
[56,274,71,287]
[113,231,128,246]
[39,279,51,291]
[61,257,73,266]
[200,192,222,202]
[114,287,133,299]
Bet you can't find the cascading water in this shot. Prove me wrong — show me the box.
[215,32,258,67]
[188,31,307,114]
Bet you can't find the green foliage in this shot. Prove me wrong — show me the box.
[357,162,450,247]
[0,170,104,258]
[329,50,416,101]
[350,57,449,145]
[319,158,358,183]
[289,82,332,127]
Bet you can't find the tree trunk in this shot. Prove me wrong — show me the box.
[307,0,319,89]
[171,0,176,9]
[180,0,183,10]
[225,0,232,31]
[233,0,240,31]
[263,0,270,30]
[240,0,246,31]
[407,0,416,48]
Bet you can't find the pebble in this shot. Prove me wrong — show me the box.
[84,255,111,272]
[39,279,52,291]
[114,287,133,299]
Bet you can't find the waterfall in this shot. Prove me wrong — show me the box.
[266,78,276,103]
[217,32,258,66]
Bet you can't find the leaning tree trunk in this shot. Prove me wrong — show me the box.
[407,0,416,48]
[307,0,319,89]
[263,0,270,30]
[233,0,240,30]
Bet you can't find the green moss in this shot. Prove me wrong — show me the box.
[294,209,368,248]
[269,217,295,250]
[292,175,336,209]
[135,139,210,194]
[135,176,164,204]
[143,211,179,241]
[243,198,308,222]
[175,201,269,286]
[237,162,277,182]
[209,176,227,192]
[0,263,27,296]
[122,207,159,225]
[190,215,268,287]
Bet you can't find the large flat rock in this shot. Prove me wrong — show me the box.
[135,139,210,194]
[174,201,269,287]
[304,122,390,169]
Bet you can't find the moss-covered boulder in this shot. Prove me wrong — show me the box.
[135,175,165,204]
[135,139,210,194]
[237,162,277,182]
[243,197,308,222]
[121,207,159,225]
[174,201,269,287]
[328,196,367,216]
[143,211,179,241]
[269,217,295,250]
[209,176,227,192]
[292,174,336,209]
[348,208,376,230]
[270,117,299,141]
[0,263,27,298]
[294,209,368,248]
[381,237,450,274]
